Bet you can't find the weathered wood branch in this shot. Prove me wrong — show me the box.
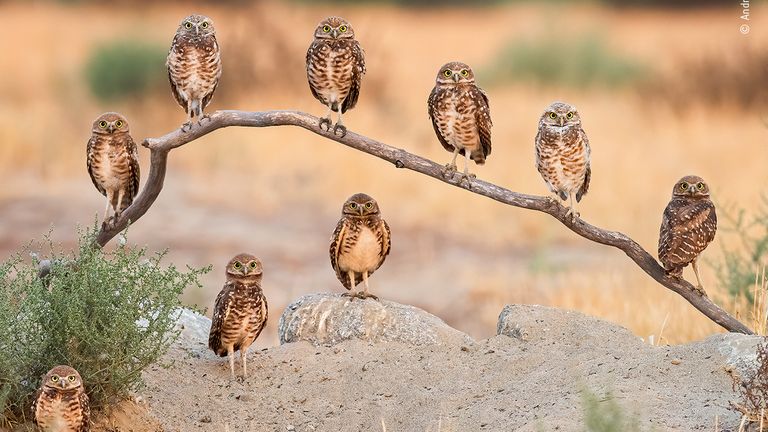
[95,109,754,335]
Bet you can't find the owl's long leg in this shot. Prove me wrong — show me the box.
[442,148,460,178]
[358,271,379,301]
[103,190,114,224]
[565,193,580,219]
[691,259,708,296]
[333,104,347,138]
[458,151,476,186]
[319,105,333,132]
[115,189,125,219]
[181,101,194,132]
[341,271,357,300]
[227,347,235,380]
[241,348,247,378]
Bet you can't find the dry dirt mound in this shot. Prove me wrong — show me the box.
[114,297,761,431]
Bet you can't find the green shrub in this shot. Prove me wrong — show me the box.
[484,35,648,88]
[84,39,167,102]
[0,229,208,426]
[713,198,768,305]
[581,388,643,432]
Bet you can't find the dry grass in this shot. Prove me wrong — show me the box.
[0,2,765,344]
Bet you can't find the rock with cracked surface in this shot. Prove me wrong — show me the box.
[278,293,474,346]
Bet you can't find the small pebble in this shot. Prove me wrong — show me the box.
[671,359,682,365]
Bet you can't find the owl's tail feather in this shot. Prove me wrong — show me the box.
[470,149,486,165]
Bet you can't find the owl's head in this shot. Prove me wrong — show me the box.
[92,112,130,135]
[177,14,216,38]
[435,62,476,85]
[342,193,380,217]
[225,253,263,281]
[540,101,581,127]
[314,16,355,40]
[672,175,710,198]
[42,365,83,392]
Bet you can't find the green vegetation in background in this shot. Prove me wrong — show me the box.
[581,388,645,432]
[0,229,209,426]
[84,39,167,102]
[483,34,648,88]
[713,198,768,305]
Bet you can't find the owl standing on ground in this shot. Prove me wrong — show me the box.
[86,112,140,225]
[535,101,591,219]
[306,16,366,137]
[209,253,268,380]
[329,193,391,300]
[428,62,492,184]
[658,175,717,295]
[167,14,222,130]
[33,365,90,432]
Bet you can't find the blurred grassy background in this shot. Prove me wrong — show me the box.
[0,0,765,345]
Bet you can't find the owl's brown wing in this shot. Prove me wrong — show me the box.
[329,218,352,289]
[306,42,323,104]
[428,86,457,154]
[31,386,42,425]
[473,86,492,162]
[166,35,187,110]
[200,39,222,110]
[376,218,391,270]
[78,390,91,432]
[123,135,141,211]
[341,40,365,113]
[86,137,106,197]
[208,281,235,356]
[658,199,717,270]
[576,128,591,202]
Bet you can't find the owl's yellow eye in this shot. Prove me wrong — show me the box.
[115,120,124,129]
[548,112,557,120]
[443,70,452,77]
[68,375,76,382]
[697,182,705,190]
[98,121,108,129]
[50,376,59,382]
[184,22,193,29]
[322,25,331,33]
[460,69,469,77]
[339,25,347,33]
[249,261,258,269]
[364,202,373,209]
[201,22,209,29]
[566,112,574,120]
[349,202,358,209]
[679,182,689,190]
[233,261,242,269]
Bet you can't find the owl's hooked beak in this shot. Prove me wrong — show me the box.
[59,379,67,389]
[331,28,339,38]
[559,117,565,127]
[452,73,460,83]
[107,124,115,133]
[688,184,698,195]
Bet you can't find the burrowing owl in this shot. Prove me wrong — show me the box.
[33,365,90,432]
[86,112,140,225]
[167,14,222,130]
[306,16,365,137]
[535,101,591,219]
[209,253,268,379]
[329,193,391,300]
[658,175,717,295]
[428,62,492,184]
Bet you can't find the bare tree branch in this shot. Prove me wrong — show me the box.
[95,109,754,335]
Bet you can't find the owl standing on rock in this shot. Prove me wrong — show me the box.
[428,62,492,184]
[330,193,391,300]
[658,176,717,295]
[535,101,591,219]
[209,253,268,380]
[86,112,140,225]
[306,16,366,138]
[33,365,90,432]
[167,14,222,130]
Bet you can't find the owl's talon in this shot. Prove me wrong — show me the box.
[181,121,193,133]
[332,124,347,138]
[441,164,457,178]
[318,118,332,132]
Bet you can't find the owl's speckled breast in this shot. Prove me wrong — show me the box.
[339,224,381,273]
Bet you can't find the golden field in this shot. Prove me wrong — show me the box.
[0,0,765,345]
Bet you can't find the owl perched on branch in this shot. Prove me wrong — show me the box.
[209,254,268,380]
[306,16,366,138]
[329,193,391,300]
[33,365,90,432]
[167,14,222,130]
[428,62,492,184]
[658,175,717,295]
[86,112,140,225]
[535,101,591,219]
